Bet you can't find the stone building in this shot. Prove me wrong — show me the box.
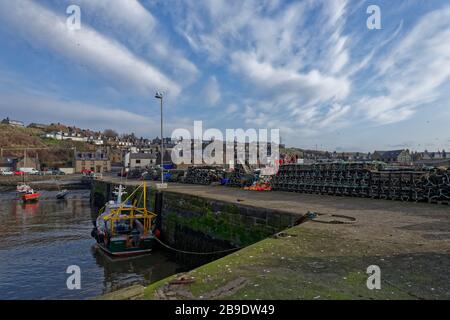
[371,150,412,165]
[75,151,111,173]
[128,153,157,169]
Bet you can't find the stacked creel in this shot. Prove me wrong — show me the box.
[271,163,450,203]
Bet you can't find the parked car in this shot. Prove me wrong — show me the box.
[39,170,54,175]
[91,172,102,179]
[117,170,128,177]
[127,168,145,179]
[0,170,13,176]
[14,171,25,176]
[52,169,65,175]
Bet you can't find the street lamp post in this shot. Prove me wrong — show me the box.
[155,91,164,185]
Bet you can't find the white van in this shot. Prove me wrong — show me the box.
[19,168,40,175]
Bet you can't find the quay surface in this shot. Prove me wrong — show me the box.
[100,175,450,300]
[0,174,89,191]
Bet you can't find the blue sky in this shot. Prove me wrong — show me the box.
[0,0,450,152]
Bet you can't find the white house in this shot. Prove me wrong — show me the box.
[124,152,157,169]
[1,117,24,127]
[88,136,104,145]
[42,131,88,142]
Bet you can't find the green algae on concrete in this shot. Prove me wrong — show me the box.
[164,210,271,247]
[143,223,449,300]
[160,191,296,247]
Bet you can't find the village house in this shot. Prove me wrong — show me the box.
[1,117,24,127]
[42,131,88,142]
[371,149,412,165]
[118,140,134,147]
[170,139,280,169]
[421,150,448,160]
[152,137,176,149]
[75,151,111,173]
[108,149,124,164]
[331,152,371,161]
[62,131,87,142]
[413,150,450,167]
[124,152,157,170]
[27,123,47,130]
[87,135,104,146]
[0,157,18,172]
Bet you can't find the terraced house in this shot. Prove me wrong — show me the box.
[371,149,412,165]
[75,151,111,173]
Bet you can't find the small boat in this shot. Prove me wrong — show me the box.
[56,189,69,199]
[91,183,158,257]
[22,189,41,202]
[17,183,31,193]
[53,176,69,199]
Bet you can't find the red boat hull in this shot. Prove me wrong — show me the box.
[22,193,40,202]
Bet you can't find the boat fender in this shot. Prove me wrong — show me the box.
[154,229,161,238]
[90,227,97,240]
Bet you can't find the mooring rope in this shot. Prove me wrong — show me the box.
[305,211,357,224]
[153,236,241,255]
[154,211,356,255]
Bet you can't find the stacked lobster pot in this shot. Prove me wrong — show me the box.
[225,166,256,188]
[271,162,450,204]
[181,167,223,185]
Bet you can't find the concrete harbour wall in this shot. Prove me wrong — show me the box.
[91,181,299,262]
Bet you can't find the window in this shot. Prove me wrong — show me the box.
[136,159,141,164]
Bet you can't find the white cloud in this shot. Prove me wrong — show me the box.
[226,104,238,114]
[72,0,199,82]
[204,76,221,106]
[359,5,450,125]
[230,51,350,103]
[170,0,353,133]
[0,0,181,96]
[317,103,351,129]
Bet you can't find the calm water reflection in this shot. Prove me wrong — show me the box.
[0,190,183,299]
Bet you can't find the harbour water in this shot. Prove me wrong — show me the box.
[0,190,184,299]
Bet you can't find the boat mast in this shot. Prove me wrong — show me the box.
[117,184,123,204]
[143,182,146,209]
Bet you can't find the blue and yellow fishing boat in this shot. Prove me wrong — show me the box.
[91,182,157,257]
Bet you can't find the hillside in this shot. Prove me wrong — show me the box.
[0,124,46,148]
[0,124,96,168]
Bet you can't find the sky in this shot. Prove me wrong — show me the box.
[0,0,450,152]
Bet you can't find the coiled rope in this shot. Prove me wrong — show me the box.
[153,236,241,255]
[304,211,357,224]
